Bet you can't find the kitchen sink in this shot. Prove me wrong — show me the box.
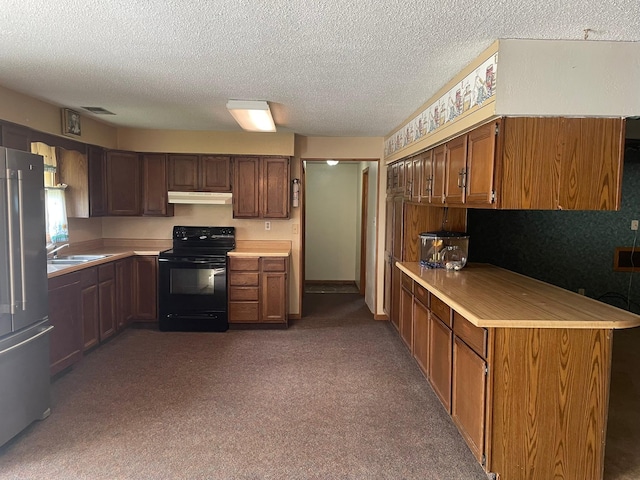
[47,254,111,265]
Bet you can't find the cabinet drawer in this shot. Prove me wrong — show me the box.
[401,272,413,292]
[229,272,259,286]
[453,311,487,358]
[229,302,259,322]
[229,257,259,271]
[431,295,452,327]
[229,286,259,301]
[261,257,286,272]
[414,284,429,308]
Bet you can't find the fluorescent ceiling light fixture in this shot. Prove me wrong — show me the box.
[226,100,276,132]
[326,160,339,166]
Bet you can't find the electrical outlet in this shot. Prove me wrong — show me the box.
[632,220,639,231]
[292,224,299,234]
[264,221,271,231]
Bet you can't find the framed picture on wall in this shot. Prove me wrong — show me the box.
[61,108,82,137]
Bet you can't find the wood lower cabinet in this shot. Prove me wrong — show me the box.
[88,145,108,217]
[80,268,100,351]
[452,336,487,466]
[115,258,134,330]
[132,256,158,322]
[48,273,82,375]
[412,286,429,376]
[229,256,289,325]
[98,263,116,341]
[428,313,453,412]
[400,273,413,349]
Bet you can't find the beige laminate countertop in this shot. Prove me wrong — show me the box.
[227,240,291,257]
[397,262,640,330]
[47,247,163,279]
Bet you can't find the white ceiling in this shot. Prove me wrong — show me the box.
[1,1,639,137]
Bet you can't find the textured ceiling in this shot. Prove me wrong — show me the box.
[1,1,639,137]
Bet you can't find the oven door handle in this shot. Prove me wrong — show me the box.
[159,258,226,265]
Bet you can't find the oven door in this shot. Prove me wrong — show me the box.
[158,256,228,330]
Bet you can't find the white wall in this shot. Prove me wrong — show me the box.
[305,162,360,281]
[497,39,640,116]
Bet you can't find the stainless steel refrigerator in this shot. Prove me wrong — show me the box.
[0,147,52,447]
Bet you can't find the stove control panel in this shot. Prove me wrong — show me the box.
[173,226,235,241]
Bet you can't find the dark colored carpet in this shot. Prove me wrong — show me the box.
[1,294,486,479]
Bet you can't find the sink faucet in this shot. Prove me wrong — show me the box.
[47,243,69,259]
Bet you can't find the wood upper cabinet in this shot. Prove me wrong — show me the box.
[0,122,31,151]
[233,156,290,219]
[466,121,498,205]
[142,154,173,217]
[444,134,469,204]
[408,154,423,202]
[431,145,446,203]
[106,151,141,215]
[88,145,108,217]
[497,116,624,210]
[168,154,231,192]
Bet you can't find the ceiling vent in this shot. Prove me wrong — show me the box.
[81,106,115,115]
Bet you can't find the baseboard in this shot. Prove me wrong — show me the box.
[374,314,389,321]
[288,313,301,320]
[305,280,356,285]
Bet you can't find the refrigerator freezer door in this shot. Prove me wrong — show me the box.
[5,149,48,332]
[0,320,52,447]
[0,153,11,337]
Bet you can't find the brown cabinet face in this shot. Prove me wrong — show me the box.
[400,284,413,349]
[107,151,140,215]
[428,314,453,412]
[98,263,116,341]
[115,258,134,330]
[48,273,82,375]
[261,272,286,322]
[80,268,99,351]
[168,155,199,191]
[413,298,429,376]
[1,122,31,151]
[465,122,497,205]
[390,264,401,331]
[233,157,260,218]
[431,145,446,203]
[261,157,290,218]
[142,154,173,217]
[88,145,107,217]
[452,337,487,465]
[133,256,158,321]
[420,150,434,204]
[444,135,468,204]
[200,156,231,191]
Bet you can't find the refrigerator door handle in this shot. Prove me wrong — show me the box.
[6,168,17,315]
[16,169,27,311]
[0,325,53,358]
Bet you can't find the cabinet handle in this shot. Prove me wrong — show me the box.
[425,177,433,193]
[457,169,467,189]
[407,181,412,195]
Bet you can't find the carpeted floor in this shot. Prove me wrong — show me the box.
[0,293,489,480]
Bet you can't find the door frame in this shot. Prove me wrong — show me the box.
[359,168,369,295]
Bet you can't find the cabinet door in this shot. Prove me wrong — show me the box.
[142,154,173,216]
[466,122,497,205]
[133,256,158,321]
[262,156,290,218]
[444,135,467,204]
[431,145,446,203]
[116,258,134,330]
[400,285,413,350]
[428,314,453,412]
[58,147,89,218]
[261,272,287,323]
[48,273,82,375]
[233,157,260,218]
[201,155,231,192]
[452,337,487,465]
[420,150,434,204]
[107,151,140,215]
[98,263,116,341]
[413,297,429,377]
[80,267,99,351]
[1,122,31,151]
[409,154,422,202]
[88,145,107,217]
[404,156,415,199]
[390,264,401,331]
[168,155,199,191]
[392,197,403,260]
